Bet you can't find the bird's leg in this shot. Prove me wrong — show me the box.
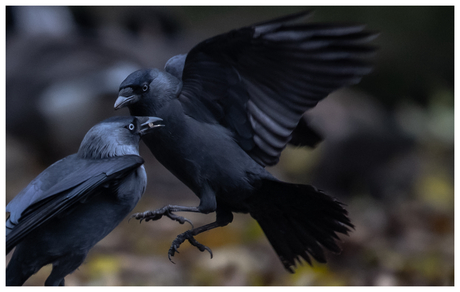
[168,209,233,262]
[131,205,201,227]
[168,221,220,262]
[132,188,216,227]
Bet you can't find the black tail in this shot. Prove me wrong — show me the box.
[248,179,353,273]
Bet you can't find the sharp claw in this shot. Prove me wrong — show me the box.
[168,245,180,264]
[166,230,213,262]
[189,239,212,258]
[129,207,195,227]
[168,254,175,264]
[184,218,194,228]
[130,213,143,223]
[205,246,213,259]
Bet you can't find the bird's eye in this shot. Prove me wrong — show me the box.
[142,84,149,92]
[128,123,135,131]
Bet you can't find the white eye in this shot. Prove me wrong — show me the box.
[142,84,149,92]
[128,123,135,131]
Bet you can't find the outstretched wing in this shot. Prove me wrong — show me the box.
[172,11,377,166]
[6,154,144,254]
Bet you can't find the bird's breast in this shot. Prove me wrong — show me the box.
[143,116,259,197]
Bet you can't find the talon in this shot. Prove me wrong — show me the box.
[205,246,213,259]
[129,206,195,227]
[164,211,194,228]
[130,213,143,223]
[168,254,176,264]
[187,236,213,258]
[181,217,194,228]
[166,230,213,263]
[168,245,180,264]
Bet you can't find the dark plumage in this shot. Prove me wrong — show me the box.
[6,116,163,286]
[115,11,376,272]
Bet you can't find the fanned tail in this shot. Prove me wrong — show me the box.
[248,179,353,272]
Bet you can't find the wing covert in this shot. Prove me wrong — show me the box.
[174,11,377,166]
[6,155,144,254]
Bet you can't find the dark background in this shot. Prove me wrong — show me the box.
[5,6,454,285]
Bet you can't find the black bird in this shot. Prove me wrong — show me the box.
[6,116,163,286]
[114,11,377,272]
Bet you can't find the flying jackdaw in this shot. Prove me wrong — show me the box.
[114,11,377,272]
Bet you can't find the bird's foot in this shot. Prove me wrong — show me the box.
[168,230,213,263]
[131,206,193,227]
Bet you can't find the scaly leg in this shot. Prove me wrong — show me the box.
[131,205,200,227]
[168,209,234,262]
[168,221,222,262]
[133,204,233,263]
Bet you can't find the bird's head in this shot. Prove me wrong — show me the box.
[78,116,163,159]
[114,68,181,115]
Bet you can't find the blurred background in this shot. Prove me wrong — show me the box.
[5,6,454,285]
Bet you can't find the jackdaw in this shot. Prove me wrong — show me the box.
[6,115,163,285]
[114,11,377,272]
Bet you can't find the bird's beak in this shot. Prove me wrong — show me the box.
[115,87,138,110]
[139,117,164,136]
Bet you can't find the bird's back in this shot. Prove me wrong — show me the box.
[6,154,80,234]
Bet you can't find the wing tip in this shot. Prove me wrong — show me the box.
[253,10,313,36]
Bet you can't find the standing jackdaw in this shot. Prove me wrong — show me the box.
[6,116,163,285]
